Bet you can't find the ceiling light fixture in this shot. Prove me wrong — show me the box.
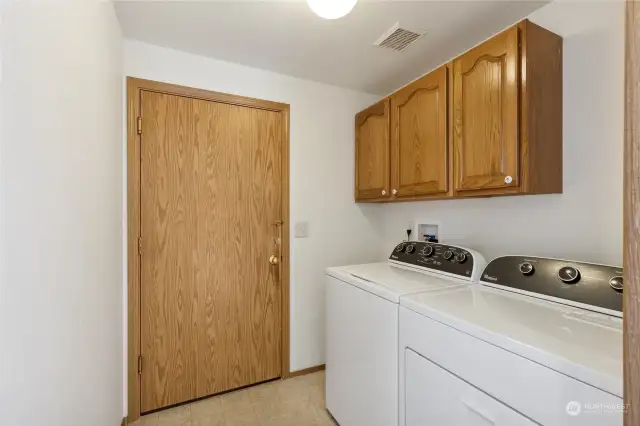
[306,0,358,20]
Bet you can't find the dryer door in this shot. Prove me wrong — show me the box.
[405,349,535,426]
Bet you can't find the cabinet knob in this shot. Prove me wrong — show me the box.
[505,175,513,184]
[381,189,387,196]
[392,189,397,195]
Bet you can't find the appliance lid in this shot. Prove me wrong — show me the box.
[326,262,465,303]
[400,285,623,397]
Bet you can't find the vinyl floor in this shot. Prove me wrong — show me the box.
[130,371,336,426]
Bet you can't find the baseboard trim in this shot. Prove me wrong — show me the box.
[287,364,325,378]
[121,417,127,426]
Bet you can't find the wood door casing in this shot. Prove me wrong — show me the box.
[624,2,640,425]
[453,26,519,192]
[140,90,282,412]
[391,66,448,197]
[355,99,390,200]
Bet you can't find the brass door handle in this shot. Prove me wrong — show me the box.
[269,255,280,265]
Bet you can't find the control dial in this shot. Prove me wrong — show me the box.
[422,245,434,257]
[609,276,623,292]
[455,252,467,264]
[395,243,405,253]
[443,250,454,260]
[406,245,415,254]
[558,266,581,284]
[519,263,534,275]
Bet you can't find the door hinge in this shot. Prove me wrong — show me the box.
[137,117,142,135]
[138,355,143,375]
[138,237,142,256]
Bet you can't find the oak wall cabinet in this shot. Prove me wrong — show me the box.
[355,99,391,200]
[354,19,562,203]
[391,65,449,199]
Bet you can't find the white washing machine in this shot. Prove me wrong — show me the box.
[325,241,486,426]
[399,255,623,426]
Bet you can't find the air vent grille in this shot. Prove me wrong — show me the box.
[374,24,425,52]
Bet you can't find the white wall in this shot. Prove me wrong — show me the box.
[371,0,625,266]
[123,40,382,380]
[0,2,124,426]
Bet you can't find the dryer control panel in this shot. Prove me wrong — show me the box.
[480,256,623,316]
[389,242,485,282]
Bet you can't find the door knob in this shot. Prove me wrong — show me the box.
[269,255,280,265]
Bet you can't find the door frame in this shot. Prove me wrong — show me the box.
[624,3,640,425]
[126,77,291,422]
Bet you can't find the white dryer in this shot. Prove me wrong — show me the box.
[399,255,623,426]
[325,241,486,426]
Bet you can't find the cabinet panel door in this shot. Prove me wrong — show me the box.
[453,26,519,192]
[391,66,448,197]
[355,99,390,200]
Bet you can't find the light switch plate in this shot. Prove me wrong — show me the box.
[294,221,309,238]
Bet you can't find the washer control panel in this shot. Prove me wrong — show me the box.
[389,241,479,280]
[480,256,623,314]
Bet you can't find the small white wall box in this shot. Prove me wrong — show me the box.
[417,223,439,242]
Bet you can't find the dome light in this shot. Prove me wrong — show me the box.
[306,0,358,20]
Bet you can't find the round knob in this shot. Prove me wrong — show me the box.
[609,276,623,292]
[423,245,434,257]
[455,252,467,263]
[443,250,454,260]
[269,255,280,265]
[558,266,580,283]
[392,189,397,195]
[381,189,387,196]
[395,243,405,253]
[519,263,534,275]
[406,245,415,254]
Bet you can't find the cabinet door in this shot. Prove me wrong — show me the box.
[391,66,448,197]
[453,26,519,192]
[355,99,390,200]
[405,349,535,426]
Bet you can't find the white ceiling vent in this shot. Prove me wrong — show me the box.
[374,23,426,52]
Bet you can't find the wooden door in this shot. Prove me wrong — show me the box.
[355,99,390,200]
[139,90,282,412]
[453,26,519,192]
[391,66,448,197]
